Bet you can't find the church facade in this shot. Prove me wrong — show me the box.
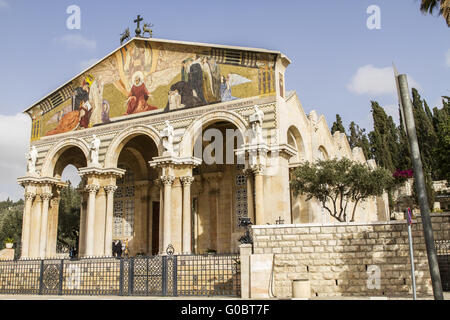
[18,38,389,259]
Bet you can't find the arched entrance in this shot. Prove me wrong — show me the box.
[192,120,246,254]
[114,134,160,256]
[51,145,87,258]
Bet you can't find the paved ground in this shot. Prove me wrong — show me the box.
[0,292,448,300]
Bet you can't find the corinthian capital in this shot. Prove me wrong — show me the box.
[40,193,53,201]
[251,164,265,175]
[180,176,195,186]
[104,185,118,194]
[24,192,36,201]
[160,175,175,186]
[85,184,100,194]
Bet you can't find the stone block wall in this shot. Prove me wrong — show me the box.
[252,213,450,298]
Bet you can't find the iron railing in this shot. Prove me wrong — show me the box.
[436,240,450,291]
[0,253,240,297]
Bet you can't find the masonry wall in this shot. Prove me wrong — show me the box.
[252,213,450,298]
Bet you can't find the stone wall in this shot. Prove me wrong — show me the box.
[252,213,450,298]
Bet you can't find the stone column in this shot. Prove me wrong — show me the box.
[161,176,174,254]
[181,176,194,254]
[85,184,99,257]
[21,192,35,259]
[240,244,253,299]
[244,169,255,224]
[47,197,60,258]
[29,195,42,258]
[253,165,265,225]
[155,179,164,254]
[94,187,107,256]
[39,192,53,258]
[78,193,87,257]
[104,185,117,257]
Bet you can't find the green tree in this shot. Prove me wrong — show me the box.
[348,121,372,160]
[331,114,346,135]
[57,183,81,251]
[290,158,393,222]
[411,88,438,177]
[368,101,399,172]
[432,97,450,183]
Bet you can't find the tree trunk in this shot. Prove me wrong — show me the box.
[350,198,360,222]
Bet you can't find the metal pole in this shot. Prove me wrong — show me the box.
[406,208,417,300]
[397,74,443,300]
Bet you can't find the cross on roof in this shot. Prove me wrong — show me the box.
[134,15,144,37]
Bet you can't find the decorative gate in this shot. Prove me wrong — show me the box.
[0,253,240,297]
[436,240,450,292]
[39,260,63,295]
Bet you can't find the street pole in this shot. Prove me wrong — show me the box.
[396,74,444,300]
[405,208,417,300]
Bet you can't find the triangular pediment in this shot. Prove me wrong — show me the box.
[26,38,285,142]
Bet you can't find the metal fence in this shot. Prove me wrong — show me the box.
[0,253,240,297]
[436,240,450,291]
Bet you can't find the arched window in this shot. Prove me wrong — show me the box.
[113,166,135,239]
[318,146,329,161]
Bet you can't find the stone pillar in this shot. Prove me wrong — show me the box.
[39,192,53,258]
[104,185,117,257]
[85,184,99,257]
[147,184,153,255]
[240,244,253,299]
[156,179,164,254]
[78,193,87,257]
[21,192,35,259]
[244,169,255,224]
[181,176,194,254]
[47,197,60,258]
[94,187,107,256]
[29,195,42,258]
[253,165,265,225]
[161,176,174,254]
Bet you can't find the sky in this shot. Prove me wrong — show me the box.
[0,0,448,200]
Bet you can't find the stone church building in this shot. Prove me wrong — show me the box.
[17,37,389,259]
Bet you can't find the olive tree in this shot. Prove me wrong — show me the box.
[290,158,393,222]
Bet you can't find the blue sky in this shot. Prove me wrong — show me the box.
[0,0,449,200]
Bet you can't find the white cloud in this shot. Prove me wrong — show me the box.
[54,34,97,51]
[80,58,99,70]
[446,49,450,68]
[0,0,9,9]
[347,65,421,96]
[0,113,31,200]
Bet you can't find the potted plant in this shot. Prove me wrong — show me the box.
[4,238,14,249]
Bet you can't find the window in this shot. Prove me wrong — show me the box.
[235,166,248,227]
[113,167,135,239]
[31,119,41,141]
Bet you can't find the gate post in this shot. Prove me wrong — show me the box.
[128,258,134,296]
[240,244,252,299]
[38,259,44,295]
[173,255,178,297]
[119,258,124,296]
[162,255,167,296]
[58,259,64,295]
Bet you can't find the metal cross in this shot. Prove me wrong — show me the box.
[134,15,144,37]
[276,216,284,225]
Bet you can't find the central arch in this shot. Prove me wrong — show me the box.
[190,117,247,254]
[113,133,160,256]
[104,125,162,168]
[179,110,249,158]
